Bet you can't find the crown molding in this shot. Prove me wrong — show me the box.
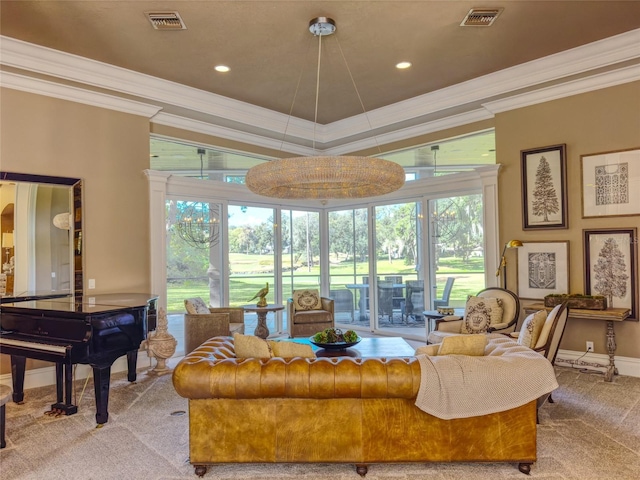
[1,28,639,151]
[150,112,314,156]
[0,35,310,138]
[482,64,640,114]
[0,70,162,118]
[323,109,494,156]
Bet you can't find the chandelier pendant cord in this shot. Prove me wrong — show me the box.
[312,33,323,151]
[334,36,383,155]
[278,37,313,154]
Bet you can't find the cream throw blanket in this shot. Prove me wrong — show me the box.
[415,334,559,419]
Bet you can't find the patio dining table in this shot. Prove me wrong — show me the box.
[345,283,406,322]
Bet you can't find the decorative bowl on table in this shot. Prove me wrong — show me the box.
[309,328,361,350]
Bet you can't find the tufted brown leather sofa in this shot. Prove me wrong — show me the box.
[173,336,538,477]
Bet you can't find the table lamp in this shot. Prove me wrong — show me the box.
[495,239,522,289]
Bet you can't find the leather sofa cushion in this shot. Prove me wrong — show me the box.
[173,337,421,400]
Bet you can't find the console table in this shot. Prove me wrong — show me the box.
[524,303,630,381]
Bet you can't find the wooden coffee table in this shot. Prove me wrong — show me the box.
[283,336,415,358]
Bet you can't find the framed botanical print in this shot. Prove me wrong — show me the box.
[517,241,570,300]
[584,228,638,320]
[521,144,568,230]
[581,148,640,218]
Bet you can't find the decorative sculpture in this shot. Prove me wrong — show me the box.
[249,282,269,307]
[141,307,177,376]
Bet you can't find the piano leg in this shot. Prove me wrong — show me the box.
[9,355,26,403]
[127,349,138,382]
[92,365,111,425]
[50,361,77,417]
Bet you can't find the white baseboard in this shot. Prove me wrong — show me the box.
[556,349,640,378]
[0,351,154,389]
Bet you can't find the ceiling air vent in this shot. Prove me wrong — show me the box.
[146,12,187,30]
[460,8,503,27]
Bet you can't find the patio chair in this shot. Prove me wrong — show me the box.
[403,279,424,322]
[330,288,354,322]
[377,281,395,324]
[433,277,455,309]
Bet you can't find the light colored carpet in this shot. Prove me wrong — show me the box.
[1,363,639,480]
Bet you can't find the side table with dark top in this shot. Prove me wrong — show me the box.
[422,308,465,334]
[242,304,284,339]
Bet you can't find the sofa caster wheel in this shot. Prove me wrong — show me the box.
[194,465,207,477]
[518,462,532,475]
[355,464,368,477]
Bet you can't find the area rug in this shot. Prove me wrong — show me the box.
[1,364,639,479]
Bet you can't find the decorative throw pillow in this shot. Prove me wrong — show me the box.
[517,310,547,348]
[461,296,504,334]
[233,333,272,359]
[437,334,487,356]
[293,289,321,311]
[414,344,440,356]
[184,297,210,314]
[268,341,316,359]
[534,303,563,350]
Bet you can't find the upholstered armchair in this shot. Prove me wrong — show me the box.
[287,289,334,338]
[184,298,245,353]
[427,287,520,344]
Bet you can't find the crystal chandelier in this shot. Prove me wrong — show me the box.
[174,149,221,248]
[245,17,405,200]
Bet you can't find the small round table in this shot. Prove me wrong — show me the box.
[242,304,284,339]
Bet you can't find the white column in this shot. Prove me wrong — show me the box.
[144,170,171,312]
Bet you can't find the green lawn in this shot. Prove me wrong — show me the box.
[166,254,485,312]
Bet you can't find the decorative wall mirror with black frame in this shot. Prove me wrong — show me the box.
[0,172,83,299]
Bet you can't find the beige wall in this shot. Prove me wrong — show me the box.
[495,81,640,358]
[0,88,152,374]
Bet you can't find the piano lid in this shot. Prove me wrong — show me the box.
[1,293,158,314]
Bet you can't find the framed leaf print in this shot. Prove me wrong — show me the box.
[521,144,568,230]
[584,228,638,320]
[517,241,569,300]
[581,148,640,218]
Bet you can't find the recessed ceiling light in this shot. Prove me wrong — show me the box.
[396,61,412,70]
[214,65,230,73]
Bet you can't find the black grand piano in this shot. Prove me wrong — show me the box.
[0,293,158,424]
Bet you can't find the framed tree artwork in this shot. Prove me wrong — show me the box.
[581,148,640,218]
[584,228,638,320]
[521,144,568,230]
[517,241,569,300]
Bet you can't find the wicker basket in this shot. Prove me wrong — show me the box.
[544,294,607,310]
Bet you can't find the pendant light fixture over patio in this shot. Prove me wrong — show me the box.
[245,17,405,200]
[174,149,221,249]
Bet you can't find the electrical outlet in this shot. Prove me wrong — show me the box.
[88,278,96,289]
[586,341,594,352]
